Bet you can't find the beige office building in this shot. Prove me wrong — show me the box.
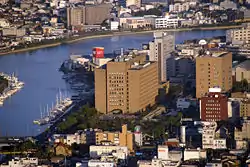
[196,51,232,98]
[96,124,134,152]
[95,53,159,114]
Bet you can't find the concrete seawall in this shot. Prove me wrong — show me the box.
[0,25,241,56]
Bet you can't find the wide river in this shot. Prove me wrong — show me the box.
[0,30,225,137]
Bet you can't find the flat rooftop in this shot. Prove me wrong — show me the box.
[199,51,229,58]
[236,60,250,70]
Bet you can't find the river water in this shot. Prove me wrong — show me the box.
[0,30,225,137]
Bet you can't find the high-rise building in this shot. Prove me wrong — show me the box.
[95,53,159,114]
[200,88,228,122]
[149,32,175,82]
[126,0,141,7]
[95,124,134,152]
[196,51,232,98]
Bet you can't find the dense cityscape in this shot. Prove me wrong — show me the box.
[1,0,250,166]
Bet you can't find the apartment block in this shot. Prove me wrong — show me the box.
[196,51,232,98]
[67,4,111,28]
[95,53,159,114]
[240,99,250,117]
[149,32,175,82]
[226,24,250,44]
[67,7,85,28]
[200,88,228,122]
[95,125,134,152]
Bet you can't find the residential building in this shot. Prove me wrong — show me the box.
[95,52,159,114]
[155,17,179,29]
[184,148,207,161]
[126,0,141,7]
[226,24,250,44]
[202,121,227,149]
[234,60,250,83]
[95,125,134,152]
[67,7,85,28]
[0,157,39,167]
[89,145,128,159]
[119,17,152,29]
[67,4,111,28]
[52,129,97,145]
[2,27,26,37]
[196,51,232,98]
[137,145,182,167]
[200,88,228,122]
[53,143,72,156]
[169,2,190,12]
[149,31,175,82]
[240,99,250,118]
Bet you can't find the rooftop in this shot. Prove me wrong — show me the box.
[236,60,250,70]
[199,51,229,58]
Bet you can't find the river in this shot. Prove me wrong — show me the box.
[0,30,225,137]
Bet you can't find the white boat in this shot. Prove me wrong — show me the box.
[33,90,73,126]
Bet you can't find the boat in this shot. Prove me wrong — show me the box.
[33,91,73,126]
[0,72,24,105]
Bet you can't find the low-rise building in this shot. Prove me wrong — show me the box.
[184,148,207,161]
[89,145,128,159]
[155,17,180,29]
[0,157,39,167]
[169,2,190,13]
[202,121,227,149]
[234,60,250,83]
[95,125,134,152]
[2,27,27,37]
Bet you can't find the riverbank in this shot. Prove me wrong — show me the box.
[0,25,241,56]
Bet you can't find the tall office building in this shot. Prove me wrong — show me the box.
[196,51,232,98]
[149,31,175,83]
[95,53,159,114]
